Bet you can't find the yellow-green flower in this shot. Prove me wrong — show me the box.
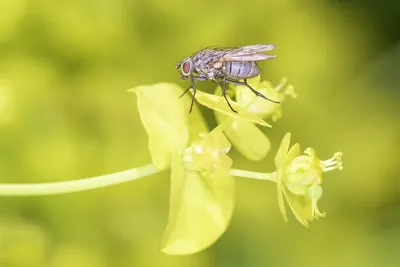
[235,76,297,122]
[129,83,266,255]
[184,131,233,179]
[274,133,343,227]
[128,82,343,254]
[214,77,296,161]
[161,130,235,255]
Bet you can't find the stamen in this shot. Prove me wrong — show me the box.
[337,162,343,171]
[321,151,343,172]
[274,77,287,92]
[311,199,326,219]
[273,77,297,99]
[284,85,297,98]
[183,154,194,163]
[183,147,193,156]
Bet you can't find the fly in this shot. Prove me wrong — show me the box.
[176,44,280,113]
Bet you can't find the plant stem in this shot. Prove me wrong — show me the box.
[0,164,160,197]
[0,164,276,197]
[229,169,276,182]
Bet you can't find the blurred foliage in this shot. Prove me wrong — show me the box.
[0,0,399,266]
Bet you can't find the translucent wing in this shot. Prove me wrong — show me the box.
[216,44,276,62]
[233,44,276,53]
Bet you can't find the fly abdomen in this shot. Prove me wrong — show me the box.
[223,61,260,79]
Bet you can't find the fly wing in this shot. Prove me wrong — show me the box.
[222,53,276,61]
[236,44,276,53]
[216,44,276,62]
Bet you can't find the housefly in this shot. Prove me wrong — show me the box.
[176,44,280,113]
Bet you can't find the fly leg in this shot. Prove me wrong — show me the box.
[178,85,192,98]
[179,75,207,113]
[220,76,237,113]
[225,78,281,104]
[188,76,197,113]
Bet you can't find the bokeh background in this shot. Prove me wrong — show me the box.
[0,0,399,266]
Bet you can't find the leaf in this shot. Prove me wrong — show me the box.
[193,90,271,127]
[161,154,235,255]
[215,112,270,161]
[128,83,189,170]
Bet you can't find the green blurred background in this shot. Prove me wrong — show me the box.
[0,0,399,266]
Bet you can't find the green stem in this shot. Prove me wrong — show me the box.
[0,164,160,197]
[229,169,276,182]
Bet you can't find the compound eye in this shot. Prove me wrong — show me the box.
[182,61,192,76]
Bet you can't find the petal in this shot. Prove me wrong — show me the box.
[236,80,281,119]
[246,75,261,88]
[282,186,309,227]
[274,133,291,170]
[215,112,270,161]
[285,182,308,196]
[161,154,235,255]
[193,90,271,127]
[277,176,287,222]
[282,186,314,226]
[274,133,292,222]
[246,88,280,118]
[129,83,189,170]
[235,82,257,107]
[225,76,262,107]
[285,143,301,166]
